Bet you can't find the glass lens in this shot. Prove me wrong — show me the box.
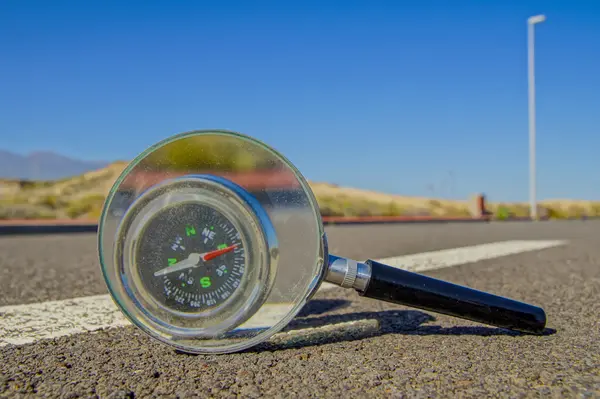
[98,130,326,353]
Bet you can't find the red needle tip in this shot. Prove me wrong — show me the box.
[202,244,238,261]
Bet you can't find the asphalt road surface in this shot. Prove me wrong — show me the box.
[1,221,599,398]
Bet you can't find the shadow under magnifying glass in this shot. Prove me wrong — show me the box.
[175,299,556,355]
[247,299,557,353]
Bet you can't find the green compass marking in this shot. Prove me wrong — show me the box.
[200,277,212,288]
[168,258,177,266]
[185,224,196,237]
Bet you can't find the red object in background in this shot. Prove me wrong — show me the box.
[120,170,300,193]
[476,194,491,216]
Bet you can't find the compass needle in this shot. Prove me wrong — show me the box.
[153,253,201,277]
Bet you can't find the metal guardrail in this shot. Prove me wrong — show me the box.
[0,220,98,235]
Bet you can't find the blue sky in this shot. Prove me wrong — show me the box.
[1,0,599,201]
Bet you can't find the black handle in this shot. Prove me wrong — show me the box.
[359,259,546,334]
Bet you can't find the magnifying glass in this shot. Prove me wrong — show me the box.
[98,130,547,354]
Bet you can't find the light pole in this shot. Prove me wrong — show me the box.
[528,14,546,220]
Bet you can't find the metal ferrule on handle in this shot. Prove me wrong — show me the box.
[324,255,547,335]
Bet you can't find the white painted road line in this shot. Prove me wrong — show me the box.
[0,295,130,347]
[368,239,566,272]
[0,240,567,348]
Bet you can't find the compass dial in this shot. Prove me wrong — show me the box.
[136,202,247,313]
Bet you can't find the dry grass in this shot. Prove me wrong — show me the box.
[0,162,127,220]
[311,182,473,217]
[1,163,599,220]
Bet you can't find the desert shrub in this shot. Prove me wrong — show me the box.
[87,206,104,220]
[31,209,56,219]
[66,204,87,219]
[60,186,76,196]
[65,194,106,219]
[440,205,471,217]
[18,180,37,190]
[354,205,374,217]
[567,205,586,219]
[15,180,52,190]
[317,196,345,217]
[400,207,432,217]
[0,204,56,219]
[318,196,409,217]
[335,195,358,216]
[0,196,20,205]
[428,200,442,208]
[457,207,471,217]
[510,204,530,218]
[589,203,600,217]
[387,201,404,216]
[495,206,510,220]
[75,173,116,193]
[546,206,568,219]
[355,200,408,217]
[39,195,60,209]
[342,198,375,217]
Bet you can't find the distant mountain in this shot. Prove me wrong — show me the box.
[0,150,109,180]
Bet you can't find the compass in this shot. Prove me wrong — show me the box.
[136,201,246,314]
